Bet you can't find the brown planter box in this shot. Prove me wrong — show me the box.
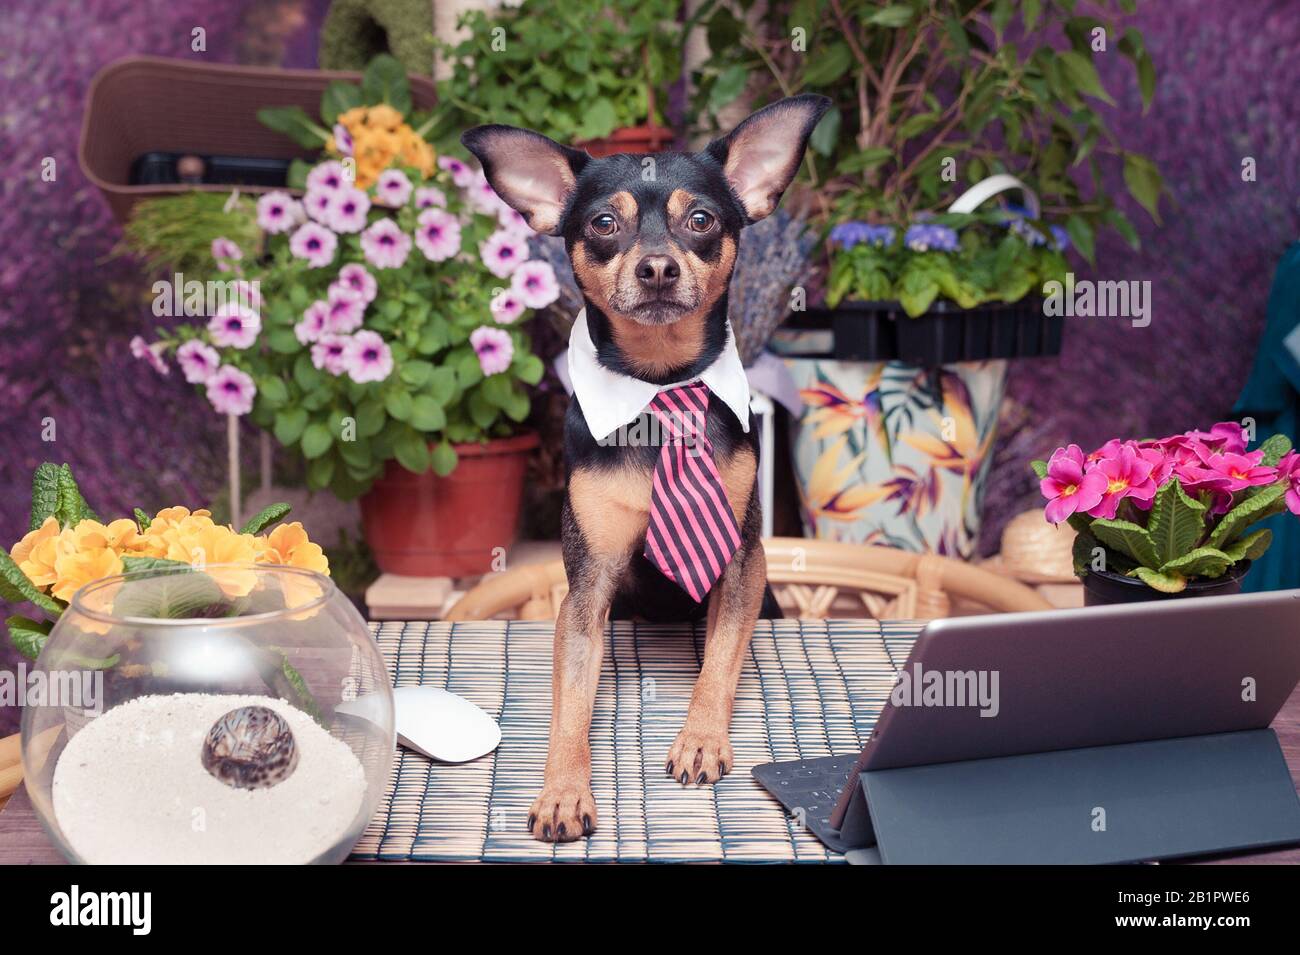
[78,56,439,224]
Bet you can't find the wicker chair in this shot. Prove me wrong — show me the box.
[446,537,1051,621]
[0,731,20,809]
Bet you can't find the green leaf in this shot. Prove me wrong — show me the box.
[1130,567,1187,594]
[1065,214,1095,265]
[1207,482,1287,549]
[1146,480,1206,566]
[361,54,413,115]
[0,548,62,616]
[1222,528,1272,563]
[431,441,458,477]
[803,42,852,86]
[867,4,913,27]
[1059,51,1114,105]
[259,376,289,407]
[410,395,446,431]
[113,569,228,620]
[1160,546,1233,579]
[120,556,193,574]
[301,422,333,460]
[809,108,840,157]
[240,503,292,535]
[30,462,61,530]
[385,389,414,422]
[320,80,363,125]
[274,408,309,446]
[1258,433,1292,467]
[1090,518,1161,569]
[133,508,152,531]
[7,614,51,661]
[1123,152,1164,223]
[1029,459,1049,479]
[575,98,618,140]
[708,65,748,113]
[394,431,430,473]
[516,354,544,386]
[256,106,332,148]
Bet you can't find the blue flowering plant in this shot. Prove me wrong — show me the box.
[826,208,1071,317]
[688,0,1163,319]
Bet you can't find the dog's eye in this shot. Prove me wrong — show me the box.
[687,210,715,233]
[589,213,617,236]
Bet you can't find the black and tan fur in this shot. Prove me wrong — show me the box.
[463,95,830,842]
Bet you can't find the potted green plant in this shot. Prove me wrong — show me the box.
[129,65,556,576]
[688,0,1162,559]
[424,0,680,155]
[1031,424,1300,605]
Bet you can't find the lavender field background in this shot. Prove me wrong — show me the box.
[2,0,1298,736]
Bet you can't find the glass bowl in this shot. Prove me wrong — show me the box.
[20,564,394,864]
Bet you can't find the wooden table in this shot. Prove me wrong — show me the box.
[4,631,1300,864]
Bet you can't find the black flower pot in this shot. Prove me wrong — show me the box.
[1082,561,1252,606]
[782,298,1061,366]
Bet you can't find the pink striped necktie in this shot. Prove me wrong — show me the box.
[643,382,742,602]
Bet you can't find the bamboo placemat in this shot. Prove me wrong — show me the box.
[351,619,921,863]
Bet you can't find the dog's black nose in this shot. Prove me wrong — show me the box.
[635,255,680,291]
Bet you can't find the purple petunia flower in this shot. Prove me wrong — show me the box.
[289,222,338,268]
[327,186,371,234]
[374,169,413,208]
[904,223,960,253]
[471,326,514,376]
[206,364,257,416]
[307,160,349,193]
[333,263,377,304]
[343,330,394,383]
[333,124,354,157]
[479,230,527,278]
[295,300,330,344]
[208,302,261,349]
[360,218,412,269]
[211,236,243,272]
[467,171,506,214]
[497,204,534,236]
[176,339,219,384]
[129,335,169,376]
[490,288,526,324]
[415,186,446,210]
[830,222,894,249]
[414,209,461,263]
[311,333,351,376]
[439,155,474,188]
[256,191,303,235]
[302,188,334,224]
[324,285,365,333]
[510,260,560,309]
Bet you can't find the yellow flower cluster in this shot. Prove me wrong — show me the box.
[327,104,435,188]
[11,508,329,602]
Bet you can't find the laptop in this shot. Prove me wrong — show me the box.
[752,589,1300,863]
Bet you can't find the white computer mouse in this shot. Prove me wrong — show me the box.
[337,686,501,763]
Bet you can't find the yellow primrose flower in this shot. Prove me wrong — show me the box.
[366,104,404,130]
[52,546,123,602]
[11,516,61,589]
[160,524,259,597]
[265,522,330,574]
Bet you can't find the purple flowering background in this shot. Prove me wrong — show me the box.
[1,0,1298,737]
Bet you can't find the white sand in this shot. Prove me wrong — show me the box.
[53,693,368,864]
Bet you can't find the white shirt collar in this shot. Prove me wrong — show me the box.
[567,307,751,441]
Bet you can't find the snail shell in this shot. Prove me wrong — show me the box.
[201,705,299,790]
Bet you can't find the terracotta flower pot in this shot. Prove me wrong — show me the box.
[1082,561,1252,606]
[574,123,674,158]
[359,433,540,577]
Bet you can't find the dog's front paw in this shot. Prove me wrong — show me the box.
[527,780,597,842]
[666,724,734,786]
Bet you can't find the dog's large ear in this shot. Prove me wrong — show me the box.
[461,125,590,235]
[706,94,832,222]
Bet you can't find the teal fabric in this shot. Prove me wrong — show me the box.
[1232,242,1300,592]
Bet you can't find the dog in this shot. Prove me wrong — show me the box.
[463,94,830,842]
